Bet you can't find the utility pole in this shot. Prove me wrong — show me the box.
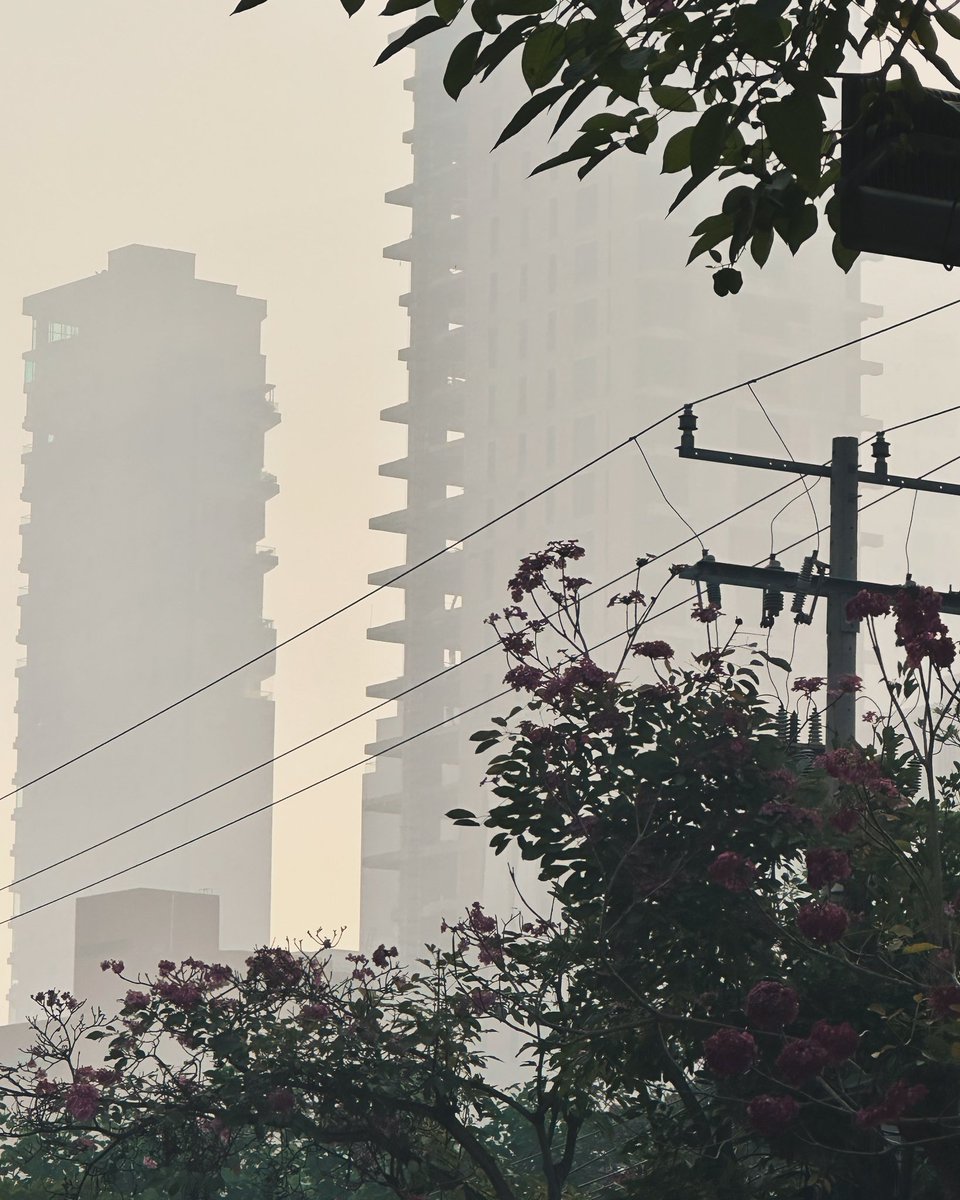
[827,437,859,746]
[676,409,960,748]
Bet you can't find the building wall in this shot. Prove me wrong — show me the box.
[10,246,277,1020]
[362,46,877,962]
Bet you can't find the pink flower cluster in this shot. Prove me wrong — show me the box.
[64,1082,101,1122]
[895,586,955,669]
[507,541,585,603]
[856,1079,928,1128]
[703,1027,757,1077]
[847,587,956,670]
[633,640,674,661]
[745,981,799,1030]
[776,1038,829,1085]
[928,984,960,1020]
[797,901,849,943]
[691,601,722,624]
[707,851,757,893]
[245,947,303,990]
[747,1093,799,1136]
[805,847,852,889]
[371,944,398,969]
[809,1020,859,1064]
[814,748,898,801]
[791,677,824,697]
[769,1022,858,1087]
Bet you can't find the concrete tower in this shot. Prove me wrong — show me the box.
[11,245,277,1019]
[361,46,878,962]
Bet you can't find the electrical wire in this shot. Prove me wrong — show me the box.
[864,400,960,443]
[5,467,822,893]
[746,380,821,557]
[771,451,960,560]
[7,293,959,809]
[11,432,958,929]
[13,438,960,903]
[631,438,705,554]
[904,491,919,580]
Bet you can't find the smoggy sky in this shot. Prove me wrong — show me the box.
[2,0,960,1019]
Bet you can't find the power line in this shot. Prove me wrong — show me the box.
[880,401,960,439]
[747,380,821,557]
[770,450,960,561]
[13,434,960,904]
[6,294,959,808]
[631,438,704,555]
[5,465,821,893]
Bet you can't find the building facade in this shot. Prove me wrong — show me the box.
[360,47,881,962]
[10,245,277,1020]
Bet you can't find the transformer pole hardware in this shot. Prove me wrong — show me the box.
[676,406,960,748]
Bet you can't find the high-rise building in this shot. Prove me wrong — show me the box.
[360,47,879,962]
[10,245,278,1020]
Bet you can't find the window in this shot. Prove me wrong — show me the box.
[24,361,36,386]
[48,322,78,342]
[575,242,598,284]
[576,187,598,224]
[446,484,464,498]
[573,356,597,396]
[444,594,463,610]
[575,298,598,339]
[444,648,462,668]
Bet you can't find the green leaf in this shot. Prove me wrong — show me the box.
[444,30,484,99]
[477,15,539,75]
[624,115,658,154]
[712,267,743,297]
[686,212,734,264]
[832,234,859,272]
[381,0,427,12]
[376,14,450,63]
[689,102,734,183]
[757,648,790,672]
[750,226,774,267]
[521,23,567,90]
[435,0,463,20]
[774,201,818,254]
[760,93,825,190]
[551,80,598,134]
[471,0,502,32]
[650,84,696,113]
[935,8,960,39]
[233,0,269,10]
[662,126,693,174]
[904,941,939,954]
[495,85,565,145]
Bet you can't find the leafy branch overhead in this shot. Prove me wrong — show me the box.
[238,0,960,292]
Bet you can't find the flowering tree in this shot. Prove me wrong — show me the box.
[454,545,960,1198]
[3,544,960,1198]
[237,0,960,293]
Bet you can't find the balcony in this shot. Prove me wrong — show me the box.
[369,508,409,536]
[366,676,407,701]
[256,544,278,572]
